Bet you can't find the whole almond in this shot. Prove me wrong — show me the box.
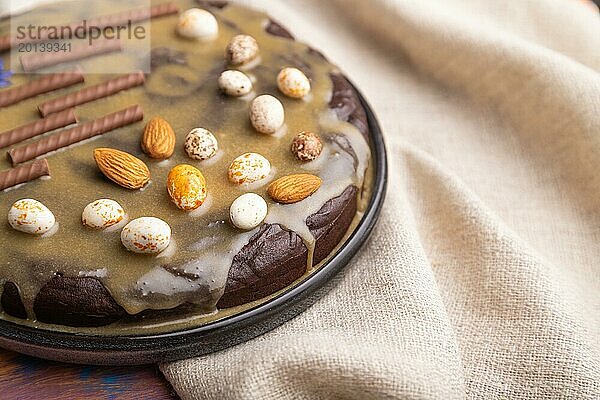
[141,117,176,159]
[94,148,151,190]
[267,174,322,204]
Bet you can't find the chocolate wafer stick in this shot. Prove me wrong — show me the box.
[0,2,179,52]
[0,69,84,107]
[21,39,122,72]
[8,105,143,165]
[38,72,145,117]
[0,159,50,191]
[0,109,78,149]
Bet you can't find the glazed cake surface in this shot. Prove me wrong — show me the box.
[0,0,372,333]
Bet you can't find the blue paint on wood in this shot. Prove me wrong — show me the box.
[13,354,45,377]
[80,366,94,380]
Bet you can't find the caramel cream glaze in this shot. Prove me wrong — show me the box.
[0,0,372,334]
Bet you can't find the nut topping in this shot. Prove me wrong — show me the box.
[267,174,322,204]
[94,148,151,190]
[141,117,176,159]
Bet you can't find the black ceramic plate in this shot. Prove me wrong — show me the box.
[0,82,387,365]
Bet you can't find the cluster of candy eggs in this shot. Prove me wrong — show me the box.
[7,8,321,257]
[7,198,171,255]
[82,200,172,255]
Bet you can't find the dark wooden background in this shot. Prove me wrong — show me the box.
[0,348,179,399]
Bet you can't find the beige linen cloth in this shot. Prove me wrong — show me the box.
[162,0,600,398]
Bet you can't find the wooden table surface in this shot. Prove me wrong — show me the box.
[0,348,179,399]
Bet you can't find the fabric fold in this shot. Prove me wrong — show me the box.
[161,1,600,398]
[399,143,600,397]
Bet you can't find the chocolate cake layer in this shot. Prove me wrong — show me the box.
[218,185,358,309]
[216,224,308,309]
[307,185,360,267]
[330,73,369,138]
[196,0,229,9]
[1,282,27,320]
[266,19,295,40]
[33,276,127,327]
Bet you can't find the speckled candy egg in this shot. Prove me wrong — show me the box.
[8,199,56,235]
[177,8,218,40]
[184,128,219,161]
[167,164,208,211]
[218,70,253,97]
[82,199,125,229]
[226,34,259,65]
[249,95,285,134]
[277,67,311,98]
[291,131,323,161]
[121,217,171,254]
[230,193,267,230]
[228,153,271,185]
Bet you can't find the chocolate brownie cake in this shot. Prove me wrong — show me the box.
[0,0,372,333]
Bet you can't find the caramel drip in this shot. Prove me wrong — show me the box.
[0,109,78,149]
[0,70,84,107]
[20,40,123,72]
[0,2,179,52]
[8,105,143,165]
[38,72,145,117]
[0,159,50,191]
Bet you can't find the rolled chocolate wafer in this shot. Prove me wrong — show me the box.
[8,105,143,165]
[0,109,78,149]
[21,40,122,72]
[0,36,10,53]
[72,2,179,33]
[38,72,145,117]
[0,2,179,52]
[0,159,50,191]
[0,70,84,107]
